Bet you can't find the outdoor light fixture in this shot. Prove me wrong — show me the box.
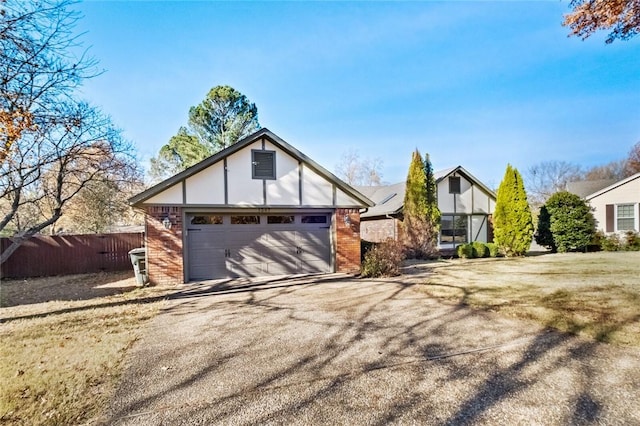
[162,216,172,229]
[343,214,351,225]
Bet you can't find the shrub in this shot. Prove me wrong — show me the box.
[589,231,605,252]
[601,233,622,251]
[472,241,489,258]
[624,231,640,251]
[493,165,534,256]
[361,239,405,277]
[486,242,500,257]
[456,243,474,259]
[540,191,597,253]
[535,205,556,252]
[361,240,375,261]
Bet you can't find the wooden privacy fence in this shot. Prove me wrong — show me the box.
[0,233,145,279]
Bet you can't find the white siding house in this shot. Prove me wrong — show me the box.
[585,172,640,234]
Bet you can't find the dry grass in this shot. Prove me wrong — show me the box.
[0,272,174,425]
[418,251,640,346]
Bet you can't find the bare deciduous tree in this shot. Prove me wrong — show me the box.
[0,0,142,264]
[583,159,629,181]
[626,141,640,176]
[525,161,583,206]
[335,149,383,186]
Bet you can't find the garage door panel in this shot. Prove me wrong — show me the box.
[266,260,299,275]
[187,214,332,280]
[262,231,298,247]
[227,260,264,277]
[298,259,330,274]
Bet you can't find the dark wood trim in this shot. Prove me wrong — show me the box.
[223,158,228,205]
[298,162,303,206]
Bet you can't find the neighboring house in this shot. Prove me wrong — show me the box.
[130,128,373,285]
[566,179,616,199]
[583,173,640,234]
[357,166,496,249]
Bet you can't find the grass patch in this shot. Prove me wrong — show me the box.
[0,273,173,425]
[419,252,640,346]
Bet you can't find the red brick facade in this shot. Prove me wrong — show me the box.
[335,208,362,274]
[145,206,183,286]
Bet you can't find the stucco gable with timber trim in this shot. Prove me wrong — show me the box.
[130,128,373,209]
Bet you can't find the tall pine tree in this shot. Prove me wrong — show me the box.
[493,164,534,256]
[424,153,440,231]
[402,150,438,258]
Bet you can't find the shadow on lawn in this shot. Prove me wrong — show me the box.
[0,271,142,308]
[104,271,638,425]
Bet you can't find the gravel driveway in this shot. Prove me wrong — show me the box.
[105,271,640,425]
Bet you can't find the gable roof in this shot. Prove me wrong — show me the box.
[585,172,640,201]
[357,165,496,218]
[567,179,617,199]
[355,182,406,218]
[129,128,374,207]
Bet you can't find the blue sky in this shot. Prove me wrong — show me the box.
[76,1,639,189]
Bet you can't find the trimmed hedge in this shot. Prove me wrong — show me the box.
[456,242,498,259]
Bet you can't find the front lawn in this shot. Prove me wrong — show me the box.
[419,251,640,346]
[0,272,173,425]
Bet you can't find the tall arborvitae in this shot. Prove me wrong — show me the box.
[404,150,427,218]
[493,164,534,256]
[424,153,440,231]
[402,149,437,258]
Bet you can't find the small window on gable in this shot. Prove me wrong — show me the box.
[449,176,461,194]
[252,150,276,180]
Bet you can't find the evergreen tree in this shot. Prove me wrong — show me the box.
[424,153,440,230]
[402,150,437,258]
[544,191,596,253]
[149,85,259,182]
[534,205,556,252]
[493,164,534,256]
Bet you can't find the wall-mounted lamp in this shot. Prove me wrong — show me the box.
[343,214,351,225]
[162,216,172,229]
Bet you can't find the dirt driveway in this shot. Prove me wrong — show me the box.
[105,272,640,425]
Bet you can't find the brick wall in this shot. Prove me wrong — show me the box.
[335,208,362,274]
[145,206,184,285]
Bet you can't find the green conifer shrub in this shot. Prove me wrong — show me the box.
[456,243,474,258]
[535,205,556,252]
[486,243,500,257]
[402,150,438,259]
[544,191,596,253]
[424,153,440,231]
[472,241,489,258]
[493,164,534,256]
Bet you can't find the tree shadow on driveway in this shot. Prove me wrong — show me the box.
[105,272,640,425]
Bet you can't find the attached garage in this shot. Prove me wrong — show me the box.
[129,129,374,285]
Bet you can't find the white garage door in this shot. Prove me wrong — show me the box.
[187,213,332,280]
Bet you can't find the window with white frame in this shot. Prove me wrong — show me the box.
[617,204,635,231]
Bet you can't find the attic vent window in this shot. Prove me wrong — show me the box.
[252,150,276,180]
[449,176,461,194]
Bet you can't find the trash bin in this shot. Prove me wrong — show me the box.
[128,248,148,286]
